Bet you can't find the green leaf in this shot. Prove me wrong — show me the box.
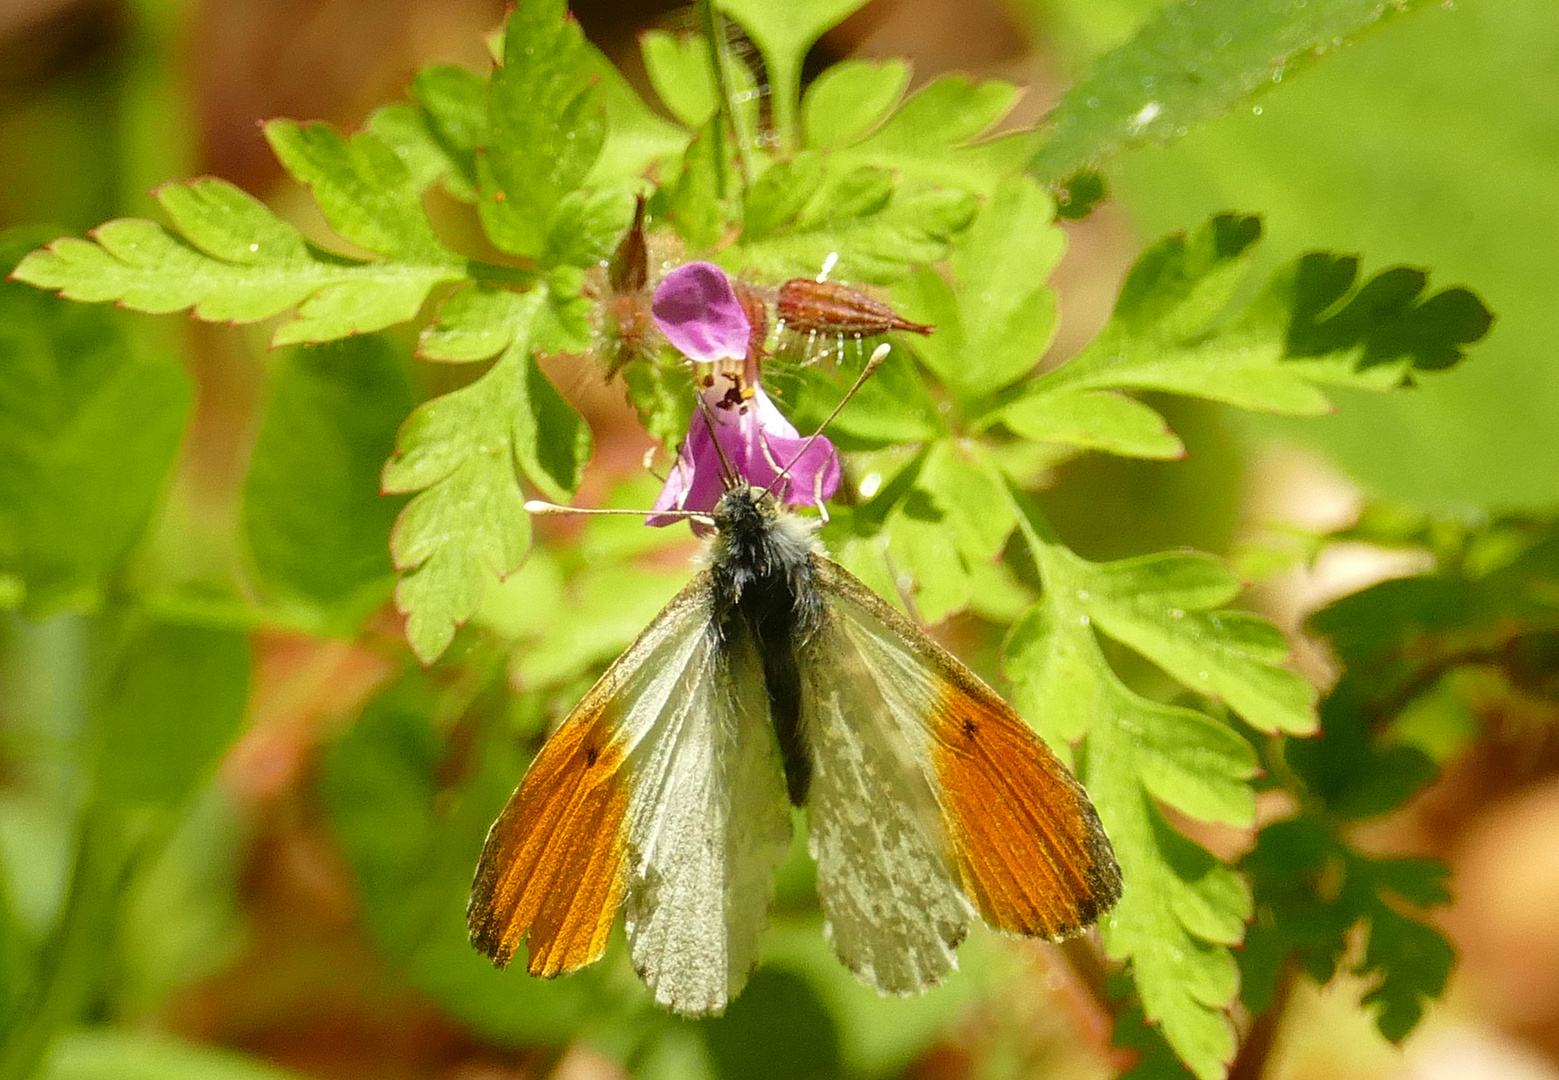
[512,353,593,503]
[242,336,412,622]
[41,1030,306,1080]
[0,231,190,615]
[369,64,486,202]
[641,30,718,129]
[990,389,1184,460]
[1064,547,1317,735]
[801,59,911,151]
[1105,0,1545,509]
[1241,820,1454,1046]
[384,291,589,662]
[1029,0,1439,184]
[479,0,604,259]
[892,176,1062,401]
[669,119,728,254]
[1026,597,1249,1079]
[382,302,552,662]
[12,180,466,346]
[1001,492,1279,1078]
[733,172,976,285]
[826,74,1035,196]
[95,623,251,812]
[583,42,689,186]
[1357,891,1455,1041]
[716,0,875,148]
[419,284,537,362]
[263,120,447,259]
[1036,214,1490,415]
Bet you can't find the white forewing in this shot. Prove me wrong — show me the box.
[618,575,792,1015]
[799,560,973,994]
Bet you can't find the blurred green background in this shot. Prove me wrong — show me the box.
[3,1,1558,1079]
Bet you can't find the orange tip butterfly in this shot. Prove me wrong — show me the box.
[466,483,1123,1014]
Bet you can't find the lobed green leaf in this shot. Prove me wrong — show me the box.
[383,289,590,663]
[1241,819,1455,1046]
[479,0,604,260]
[13,179,465,346]
[264,120,448,259]
[892,176,1062,401]
[1037,214,1491,417]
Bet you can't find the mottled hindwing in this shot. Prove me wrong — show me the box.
[798,556,1122,993]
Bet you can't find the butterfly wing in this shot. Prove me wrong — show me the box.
[468,571,792,1015]
[799,556,1121,993]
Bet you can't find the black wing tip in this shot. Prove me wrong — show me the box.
[466,905,518,969]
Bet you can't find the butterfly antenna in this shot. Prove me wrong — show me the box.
[524,500,716,527]
[693,392,744,494]
[762,342,890,503]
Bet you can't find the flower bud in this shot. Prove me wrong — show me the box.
[777,279,933,337]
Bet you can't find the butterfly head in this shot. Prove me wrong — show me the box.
[708,486,820,587]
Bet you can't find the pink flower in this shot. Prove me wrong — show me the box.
[646,263,841,525]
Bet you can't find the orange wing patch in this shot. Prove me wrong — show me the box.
[932,678,1122,939]
[468,704,631,977]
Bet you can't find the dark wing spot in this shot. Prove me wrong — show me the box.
[962,718,979,738]
[585,746,599,767]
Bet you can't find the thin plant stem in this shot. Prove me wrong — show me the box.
[697,0,754,192]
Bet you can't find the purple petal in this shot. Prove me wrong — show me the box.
[647,388,840,527]
[652,262,751,362]
[738,412,842,511]
[646,415,726,528]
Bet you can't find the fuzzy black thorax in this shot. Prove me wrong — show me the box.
[709,488,823,805]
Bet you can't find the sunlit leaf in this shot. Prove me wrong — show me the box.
[12,178,466,346]
[1035,214,1490,415]
[479,0,604,259]
[1029,0,1440,184]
